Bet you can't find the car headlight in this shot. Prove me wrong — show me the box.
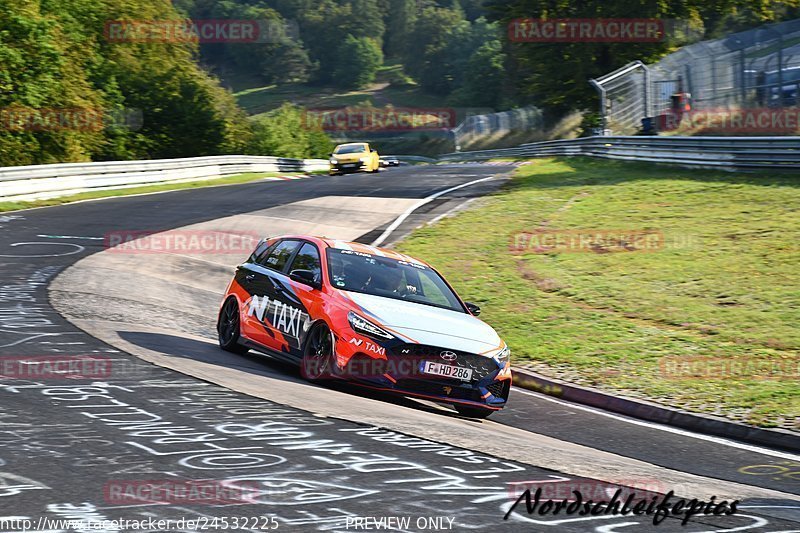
[329,159,337,164]
[495,345,510,365]
[348,311,393,340]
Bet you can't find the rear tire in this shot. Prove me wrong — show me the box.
[454,404,494,419]
[217,297,249,355]
[300,323,334,382]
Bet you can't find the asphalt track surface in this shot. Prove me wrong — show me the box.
[0,164,798,532]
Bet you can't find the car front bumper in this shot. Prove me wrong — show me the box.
[329,348,512,410]
[330,161,368,172]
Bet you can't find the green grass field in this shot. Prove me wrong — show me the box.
[396,158,800,429]
[232,63,452,122]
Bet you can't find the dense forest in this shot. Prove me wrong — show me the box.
[1,0,798,165]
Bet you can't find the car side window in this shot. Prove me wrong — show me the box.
[259,240,300,272]
[250,240,275,264]
[290,243,322,282]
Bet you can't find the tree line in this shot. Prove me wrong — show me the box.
[2,0,797,165]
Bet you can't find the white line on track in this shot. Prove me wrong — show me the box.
[370,176,495,246]
[512,387,800,461]
[37,234,103,240]
[0,242,85,258]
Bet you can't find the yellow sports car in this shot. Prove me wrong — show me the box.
[329,142,380,175]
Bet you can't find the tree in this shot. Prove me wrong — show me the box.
[404,6,469,95]
[450,39,506,108]
[300,0,386,84]
[248,103,332,158]
[0,4,105,165]
[0,0,254,165]
[191,2,314,85]
[333,34,383,89]
[384,0,416,57]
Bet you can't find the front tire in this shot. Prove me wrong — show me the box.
[300,323,334,382]
[454,404,494,419]
[218,297,249,355]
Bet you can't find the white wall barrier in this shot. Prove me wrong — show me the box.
[0,155,328,202]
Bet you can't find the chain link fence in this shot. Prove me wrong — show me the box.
[594,18,800,135]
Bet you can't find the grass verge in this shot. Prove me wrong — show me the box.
[396,157,799,429]
[0,172,307,213]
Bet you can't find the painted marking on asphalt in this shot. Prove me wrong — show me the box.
[595,523,640,532]
[512,387,800,462]
[370,176,495,246]
[37,234,103,240]
[739,505,800,509]
[0,242,85,258]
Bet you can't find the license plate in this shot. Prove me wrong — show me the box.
[422,361,472,381]
[344,163,357,167]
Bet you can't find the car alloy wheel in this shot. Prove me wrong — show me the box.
[301,323,334,381]
[218,298,249,355]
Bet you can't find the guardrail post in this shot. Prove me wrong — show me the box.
[589,79,607,135]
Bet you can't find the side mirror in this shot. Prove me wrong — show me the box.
[290,269,321,290]
[465,301,481,316]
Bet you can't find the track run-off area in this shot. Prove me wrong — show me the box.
[0,163,798,532]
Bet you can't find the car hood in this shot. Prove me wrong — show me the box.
[344,291,503,355]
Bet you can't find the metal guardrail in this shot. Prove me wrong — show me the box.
[391,155,437,164]
[0,155,328,201]
[439,135,800,170]
[2,136,797,203]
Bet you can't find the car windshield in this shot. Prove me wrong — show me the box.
[334,144,367,154]
[327,248,465,312]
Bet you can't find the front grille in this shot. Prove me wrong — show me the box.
[390,344,499,381]
[394,379,483,401]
